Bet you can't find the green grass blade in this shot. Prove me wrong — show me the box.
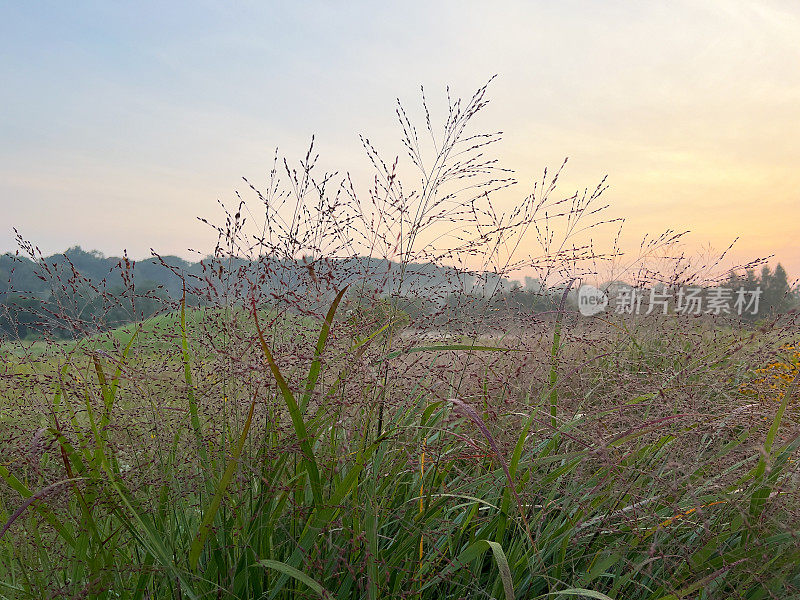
[424,539,515,599]
[542,589,615,600]
[252,297,323,506]
[549,279,574,430]
[300,285,348,412]
[0,464,77,550]
[188,398,256,570]
[180,292,210,473]
[259,559,328,597]
[380,344,518,362]
[485,540,514,600]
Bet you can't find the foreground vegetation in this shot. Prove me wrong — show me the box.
[2,81,799,598]
[1,295,799,599]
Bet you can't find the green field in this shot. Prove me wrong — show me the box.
[1,297,799,600]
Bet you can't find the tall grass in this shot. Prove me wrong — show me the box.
[2,300,799,598]
[1,81,799,598]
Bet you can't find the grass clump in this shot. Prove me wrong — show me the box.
[1,81,799,599]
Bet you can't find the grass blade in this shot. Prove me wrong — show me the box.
[259,559,328,597]
[188,398,256,570]
[301,285,348,411]
[252,296,323,506]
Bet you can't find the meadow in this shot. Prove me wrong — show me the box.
[1,293,799,599]
[1,82,799,599]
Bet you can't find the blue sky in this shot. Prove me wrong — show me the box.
[2,1,798,278]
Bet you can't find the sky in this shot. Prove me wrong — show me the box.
[1,1,798,282]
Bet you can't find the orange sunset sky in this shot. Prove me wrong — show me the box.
[1,1,798,281]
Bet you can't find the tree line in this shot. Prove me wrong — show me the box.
[1,245,797,341]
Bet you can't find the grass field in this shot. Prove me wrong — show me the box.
[1,79,798,599]
[1,294,799,600]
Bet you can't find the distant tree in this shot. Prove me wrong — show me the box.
[727,263,794,319]
[761,263,793,314]
[523,276,540,292]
